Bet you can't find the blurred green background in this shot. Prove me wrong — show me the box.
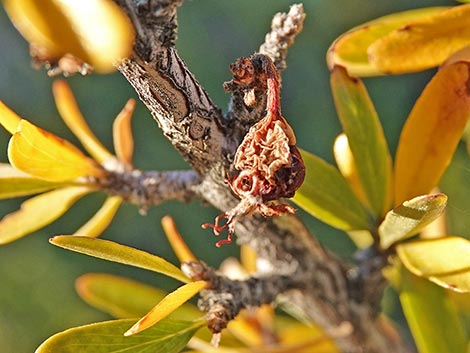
[1,1,468,352]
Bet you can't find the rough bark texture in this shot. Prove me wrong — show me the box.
[112,1,411,352]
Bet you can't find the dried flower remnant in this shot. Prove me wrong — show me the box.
[203,54,305,247]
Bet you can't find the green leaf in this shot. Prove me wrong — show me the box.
[76,273,201,319]
[397,236,470,292]
[0,186,93,245]
[50,236,189,283]
[125,281,207,336]
[379,194,447,249]
[35,318,204,353]
[398,266,466,353]
[0,163,65,199]
[292,149,371,231]
[331,66,392,219]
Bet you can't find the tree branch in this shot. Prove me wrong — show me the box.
[112,1,410,352]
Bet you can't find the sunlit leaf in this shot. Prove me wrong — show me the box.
[35,318,204,353]
[369,5,470,74]
[326,7,446,76]
[331,67,392,218]
[50,235,189,283]
[333,134,368,206]
[379,194,447,249]
[8,120,105,182]
[394,62,470,205]
[293,149,371,231]
[161,215,196,263]
[398,266,466,353]
[76,273,201,319]
[0,163,66,199]
[113,99,136,166]
[52,80,112,163]
[73,196,122,238]
[4,0,135,73]
[125,281,206,336]
[0,186,92,244]
[397,236,470,292]
[0,101,22,134]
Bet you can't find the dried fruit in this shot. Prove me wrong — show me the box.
[203,54,305,246]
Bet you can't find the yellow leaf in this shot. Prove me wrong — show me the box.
[369,4,470,74]
[4,0,135,73]
[113,99,136,166]
[8,120,104,182]
[0,186,93,244]
[52,80,112,163]
[73,196,122,237]
[124,280,207,336]
[0,101,22,134]
[394,62,470,205]
[161,215,196,263]
[327,7,446,76]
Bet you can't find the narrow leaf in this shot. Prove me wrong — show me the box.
[399,266,466,353]
[397,236,470,292]
[35,318,204,353]
[0,163,65,199]
[331,67,392,218]
[76,273,201,319]
[50,235,189,283]
[379,194,447,249]
[73,196,122,238]
[161,215,196,263]
[113,99,136,166]
[292,149,371,231]
[0,186,92,245]
[394,62,470,205]
[8,120,105,182]
[53,80,112,164]
[326,7,446,76]
[0,100,22,134]
[125,281,207,336]
[369,5,470,74]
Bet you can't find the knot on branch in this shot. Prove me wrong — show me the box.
[182,260,294,334]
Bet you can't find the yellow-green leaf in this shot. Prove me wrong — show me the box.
[394,62,470,206]
[125,281,206,336]
[0,186,92,245]
[35,318,204,353]
[73,196,122,238]
[326,7,446,76]
[53,80,112,163]
[4,0,135,73]
[331,66,392,219]
[8,119,104,182]
[369,5,470,74]
[0,163,65,199]
[50,235,189,283]
[379,194,447,249]
[399,266,466,353]
[292,149,371,231]
[397,236,470,292]
[0,101,22,134]
[76,273,201,319]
